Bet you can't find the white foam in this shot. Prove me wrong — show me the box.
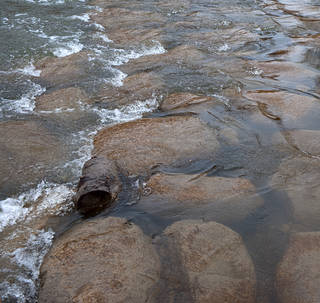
[107,67,127,87]
[110,41,166,66]
[53,40,84,57]
[11,229,55,280]
[63,129,95,176]
[2,82,45,114]
[0,229,55,302]
[93,22,105,31]
[218,43,230,52]
[94,96,159,124]
[70,13,91,22]
[17,63,41,77]
[0,181,74,233]
[94,32,112,43]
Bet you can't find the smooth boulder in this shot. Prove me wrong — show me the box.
[39,217,161,303]
[276,232,320,303]
[158,220,256,302]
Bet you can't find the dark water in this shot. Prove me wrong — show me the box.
[0,0,320,302]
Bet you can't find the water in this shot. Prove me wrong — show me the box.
[0,0,320,302]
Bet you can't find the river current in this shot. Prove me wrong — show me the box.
[0,0,319,302]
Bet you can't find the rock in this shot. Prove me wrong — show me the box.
[121,44,206,75]
[160,93,215,111]
[75,156,121,214]
[36,52,90,87]
[0,120,66,196]
[158,220,256,303]
[139,173,261,223]
[244,90,320,129]
[36,87,88,111]
[271,157,320,229]
[276,232,320,303]
[253,61,318,91]
[284,129,320,157]
[91,7,165,30]
[96,72,164,109]
[92,115,219,176]
[35,87,88,112]
[39,217,161,303]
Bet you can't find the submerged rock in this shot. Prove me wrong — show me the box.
[160,93,215,111]
[96,72,164,109]
[35,87,89,112]
[35,52,90,87]
[158,220,256,302]
[139,173,262,223]
[271,157,320,229]
[39,216,256,303]
[276,232,320,303]
[93,115,220,176]
[39,217,161,303]
[244,90,320,129]
[0,120,66,196]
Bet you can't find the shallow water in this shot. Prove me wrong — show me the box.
[0,0,320,302]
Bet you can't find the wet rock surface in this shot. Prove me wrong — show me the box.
[39,217,256,303]
[0,120,67,196]
[35,87,89,112]
[35,52,90,88]
[157,220,257,303]
[38,217,161,303]
[93,115,220,176]
[276,232,320,303]
[271,157,320,230]
[138,173,262,224]
[96,72,164,109]
[2,0,318,301]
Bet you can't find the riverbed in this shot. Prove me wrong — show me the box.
[0,0,320,302]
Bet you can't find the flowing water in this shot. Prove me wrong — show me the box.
[0,0,319,302]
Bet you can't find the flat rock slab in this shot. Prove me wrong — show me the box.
[271,157,320,229]
[35,87,89,112]
[36,52,90,87]
[121,44,206,75]
[0,120,66,196]
[160,93,216,111]
[96,72,164,109]
[139,173,262,223]
[93,115,220,176]
[39,217,161,303]
[276,232,320,303]
[244,90,320,129]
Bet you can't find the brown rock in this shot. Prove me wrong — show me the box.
[121,45,206,74]
[96,72,164,109]
[35,87,88,112]
[160,93,215,111]
[93,115,219,176]
[107,28,163,46]
[276,232,320,303]
[39,217,161,303]
[139,173,261,223]
[91,7,165,30]
[161,220,256,303]
[0,120,66,195]
[36,52,89,87]
[244,90,320,128]
[253,61,318,91]
[284,129,320,157]
[271,157,320,229]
